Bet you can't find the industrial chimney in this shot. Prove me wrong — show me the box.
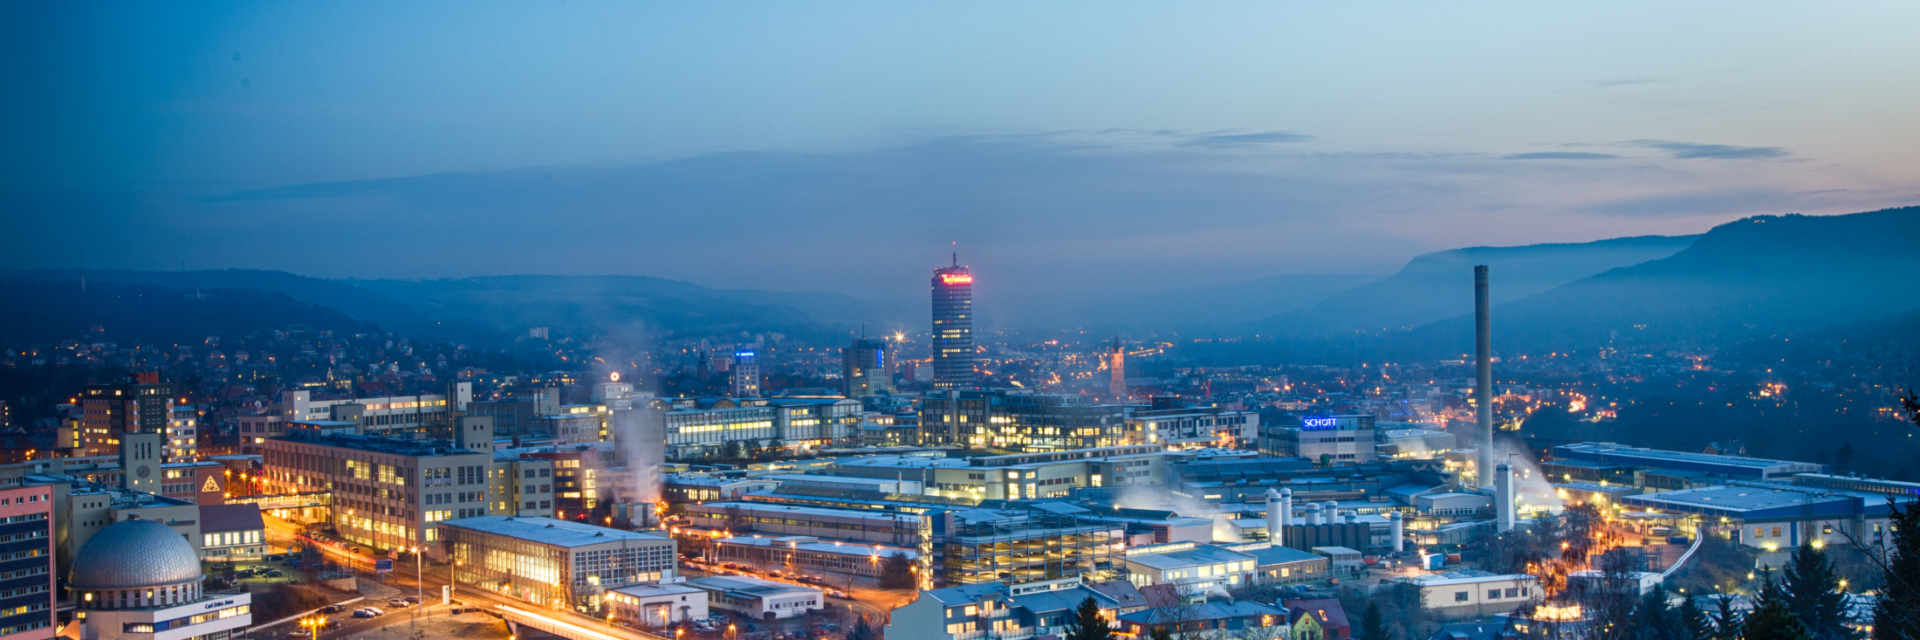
[1389,511,1405,553]
[1264,488,1284,547]
[1495,460,1516,533]
[1475,265,1495,490]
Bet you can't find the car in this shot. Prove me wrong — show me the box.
[829,590,849,599]
[265,570,284,578]
[405,596,421,604]
[768,570,784,578]
[291,630,311,638]
[388,598,409,607]
[265,554,286,562]
[352,609,376,618]
[322,605,346,614]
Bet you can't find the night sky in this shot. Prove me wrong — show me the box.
[6,1,1918,313]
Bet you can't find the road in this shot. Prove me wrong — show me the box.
[262,515,652,640]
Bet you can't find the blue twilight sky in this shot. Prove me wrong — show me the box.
[4,2,1919,315]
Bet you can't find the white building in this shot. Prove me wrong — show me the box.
[63,519,252,640]
[608,583,708,628]
[686,576,821,620]
[1120,543,1258,592]
[1391,571,1540,618]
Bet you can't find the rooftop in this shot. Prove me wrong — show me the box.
[440,516,671,547]
[1123,544,1255,571]
[718,536,917,560]
[686,575,821,598]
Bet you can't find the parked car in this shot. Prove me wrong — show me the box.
[321,605,346,614]
[352,609,377,618]
[264,570,284,578]
[388,598,409,607]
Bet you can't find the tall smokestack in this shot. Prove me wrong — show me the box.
[1475,265,1494,490]
[1390,511,1405,553]
[1264,489,1283,547]
[1495,460,1516,533]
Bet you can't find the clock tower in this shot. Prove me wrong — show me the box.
[118,431,163,494]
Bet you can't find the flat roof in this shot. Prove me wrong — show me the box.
[760,474,910,487]
[440,516,670,548]
[686,576,820,599]
[1621,485,1861,519]
[1124,544,1254,570]
[687,501,917,522]
[717,536,917,560]
[611,583,706,598]
[833,456,972,469]
[1556,442,1822,476]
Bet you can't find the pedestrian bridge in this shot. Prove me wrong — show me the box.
[229,491,332,510]
[495,604,668,640]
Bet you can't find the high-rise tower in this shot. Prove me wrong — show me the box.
[730,350,760,398]
[1108,337,1126,399]
[842,336,893,397]
[931,254,975,389]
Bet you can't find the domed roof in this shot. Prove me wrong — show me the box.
[69,519,205,590]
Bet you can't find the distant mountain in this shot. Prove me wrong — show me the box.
[0,269,894,345]
[1063,273,1381,330]
[350,275,882,342]
[1422,206,1920,353]
[1262,234,1700,334]
[0,278,371,346]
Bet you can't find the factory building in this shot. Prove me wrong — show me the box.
[1551,442,1824,480]
[885,580,1148,640]
[712,536,917,580]
[686,576,821,620]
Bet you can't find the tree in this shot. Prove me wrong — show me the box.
[879,552,917,590]
[1628,584,1685,640]
[1358,600,1390,640]
[1149,626,1173,640]
[1873,390,1920,640]
[1710,594,1743,640]
[1678,594,1712,640]
[1781,543,1857,639]
[847,615,877,640]
[1748,598,1816,640]
[721,440,743,460]
[1064,597,1114,640]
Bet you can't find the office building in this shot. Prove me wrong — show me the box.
[464,387,559,438]
[165,406,198,462]
[80,373,173,457]
[767,398,865,450]
[921,390,1128,451]
[681,502,927,548]
[663,401,777,459]
[259,426,496,550]
[0,484,53,640]
[66,519,251,640]
[277,389,454,435]
[712,536,917,581]
[441,516,677,614]
[731,351,760,398]
[842,337,894,397]
[1125,406,1259,449]
[197,504,267,563]
[1265,415,1377,463]
[930,256,975,389]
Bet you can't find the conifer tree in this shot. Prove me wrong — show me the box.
[1782,543,1857,639]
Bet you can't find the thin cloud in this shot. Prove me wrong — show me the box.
[1628,140,1789,160]
[1179,131,1314,147]
[1592,77,1670,88]
[1502,152,1619,160]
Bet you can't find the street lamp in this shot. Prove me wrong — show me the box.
[410,547,423,629]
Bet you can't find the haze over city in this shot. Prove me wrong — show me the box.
[3,4,1919,640]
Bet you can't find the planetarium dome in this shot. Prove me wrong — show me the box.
[69,517,207,609]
